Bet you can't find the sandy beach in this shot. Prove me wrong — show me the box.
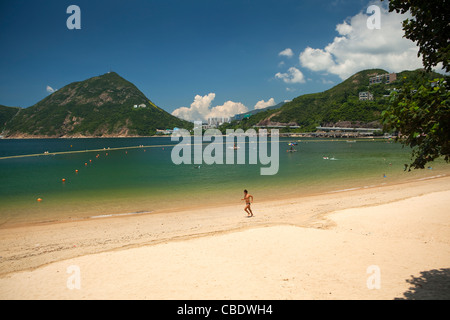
[0,175,449,300]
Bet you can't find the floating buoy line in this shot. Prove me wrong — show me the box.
[0,144,177,161]
[0,140,265,161]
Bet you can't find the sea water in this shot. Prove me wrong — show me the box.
[0,137,447,226]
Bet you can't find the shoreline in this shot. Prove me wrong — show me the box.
[0,174,449,278]
[1,171,447,230]
[1,134,386,139]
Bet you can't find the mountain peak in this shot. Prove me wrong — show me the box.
[96,71,126,81]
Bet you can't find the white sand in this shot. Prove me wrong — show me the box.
[0,176,449,300]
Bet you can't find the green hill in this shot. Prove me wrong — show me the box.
[223,68,443,132]
[0,105,20,133]
[3,72,192,138]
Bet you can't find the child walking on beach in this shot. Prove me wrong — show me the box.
[242,189,254,217]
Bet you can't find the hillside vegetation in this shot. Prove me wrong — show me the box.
[220,68,443,133]
[0,105,20,133]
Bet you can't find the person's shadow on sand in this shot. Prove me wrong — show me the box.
[396,268,450,300]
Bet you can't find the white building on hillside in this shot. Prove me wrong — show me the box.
[359,91,374,101]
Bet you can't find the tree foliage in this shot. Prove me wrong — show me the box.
[382,77,449,169]
[384,0,450,73]
[381,0,450,169]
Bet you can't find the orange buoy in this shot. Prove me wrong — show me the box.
[85,162,88,166]
[75,169,79,173]
[62,178,66,182]
[37,198,42,202]
[89,159,92,162]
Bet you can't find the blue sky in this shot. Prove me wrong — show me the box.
[0,0,423,119]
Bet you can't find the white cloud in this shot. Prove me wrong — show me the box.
[46,85,57,93]
[254,98,276,110]
[172,93,216,121]
[300,47,335,71]
[278,48,294,58]
[299,1,424,80]
[275,67,306,84]
[172,93,248,121]
[336,21,352,36]
[208,101,248,119]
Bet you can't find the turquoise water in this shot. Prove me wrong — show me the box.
[0,137,447,226]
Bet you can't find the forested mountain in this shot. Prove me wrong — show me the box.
[3,72,192,138]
